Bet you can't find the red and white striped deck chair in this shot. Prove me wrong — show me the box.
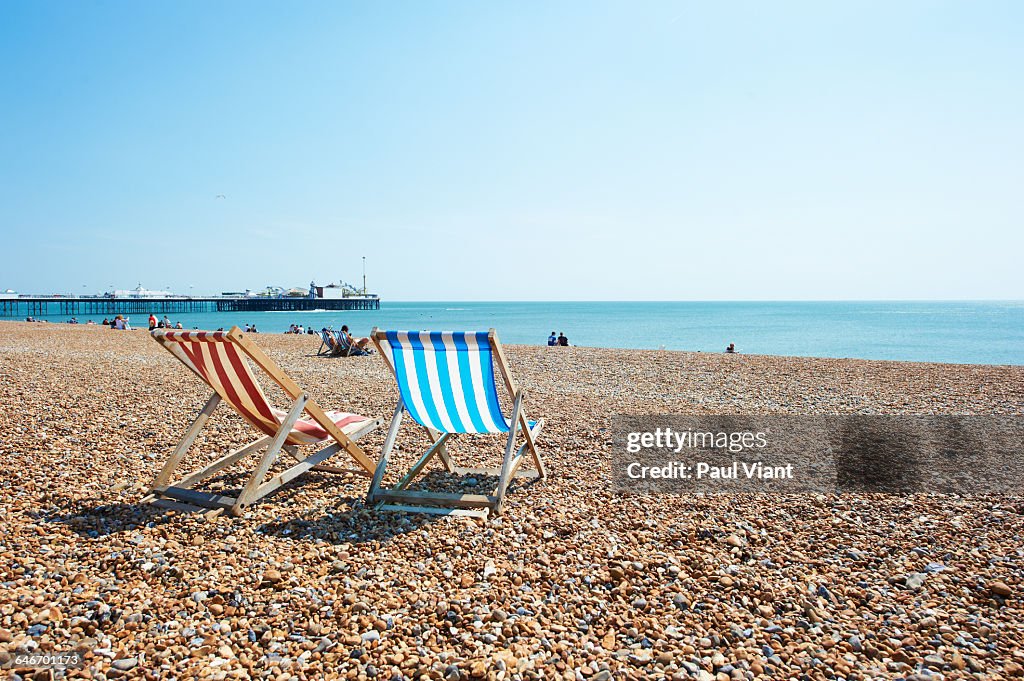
[145,326,382,516]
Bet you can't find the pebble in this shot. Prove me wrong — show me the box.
[112,658,138,671]
[990,580,1013,597]
[905,572,928,590]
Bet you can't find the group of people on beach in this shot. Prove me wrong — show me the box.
[287,324,315,334]
[547,331,570,347]
[101,315,132,330]
[320,325,373,354]
[147,314,178,330]
[94,314,184,331]
[244,324,260,333]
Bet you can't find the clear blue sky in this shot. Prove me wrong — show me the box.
[1,1,1021,300]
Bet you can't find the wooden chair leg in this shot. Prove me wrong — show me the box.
[151,393,221,491]
[394,434,452,491]
[169,436,272,491]
[232,395,307,514]
[517,408,545,479]
[424,426,455,472]
[494,390,525,514]
[367,399,405,505]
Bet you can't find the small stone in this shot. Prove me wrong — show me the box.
[191,535,204,546]
[725,535,745,547]
[990,580,1012,597]
[208,603,224,616]
[361,630,380,643]
[264,569,283,584]
[490,609,507,623]
[719,575,735,587]
[0,630,11,643]
[112,658,138,671]
[848,635,863,652]
[905,572,927,590]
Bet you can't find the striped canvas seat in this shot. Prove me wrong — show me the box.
[157,331,369,445]
[379,331,517,434]
[367,328,547,518]
[317,329,337,356]
[334,330,370,357]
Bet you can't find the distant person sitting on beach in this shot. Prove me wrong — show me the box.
[557,332,569,347]
[548,331,557,346]
[114,315,126,330]
[250,325,258,333]
[148,314,158,330]
[244,324,252,332]
[340,325,372,352]
[102,318,109,326]
[174,321,183,329]
[162,315,171,328]
[725,343,736,353]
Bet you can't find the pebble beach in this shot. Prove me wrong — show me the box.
[1,322,1022,680]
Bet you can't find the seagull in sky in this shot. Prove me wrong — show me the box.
[215,194,226,199]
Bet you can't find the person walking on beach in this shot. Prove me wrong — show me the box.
[547,331,557,346]
[557,332,569,347]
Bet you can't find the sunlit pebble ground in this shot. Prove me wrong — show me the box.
[0,322,1022,680]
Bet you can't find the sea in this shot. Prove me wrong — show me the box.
[17,300,1024,366]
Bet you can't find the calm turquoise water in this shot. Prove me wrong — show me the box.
[15,301,1024,365]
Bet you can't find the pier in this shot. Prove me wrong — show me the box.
[0,295,380,318]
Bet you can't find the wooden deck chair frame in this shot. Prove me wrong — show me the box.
[365,328,546,519]
[144,326,382,516]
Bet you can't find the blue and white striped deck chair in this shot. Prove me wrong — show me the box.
[366,328,546,518]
